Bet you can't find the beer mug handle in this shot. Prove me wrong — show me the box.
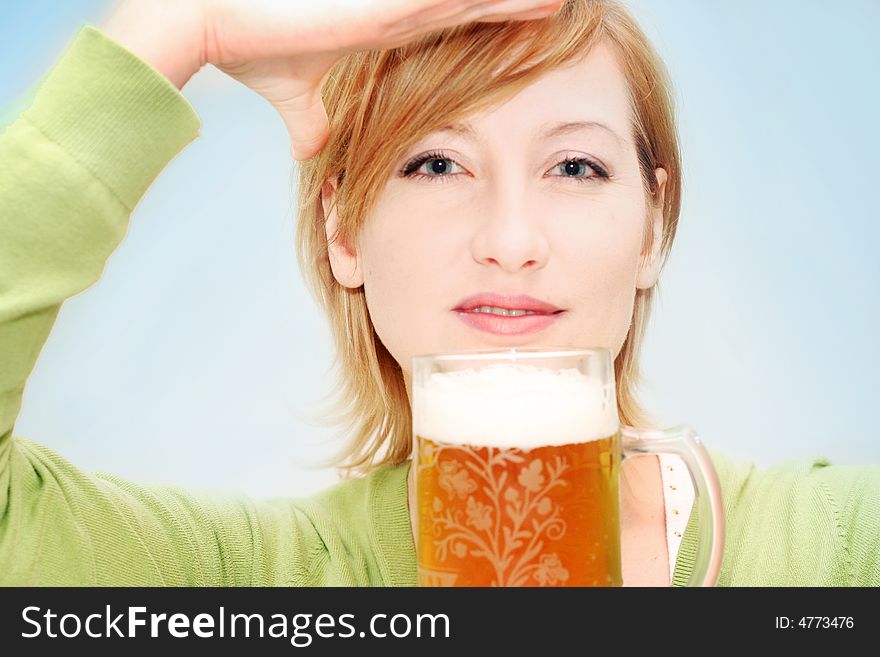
[620,425,725,587]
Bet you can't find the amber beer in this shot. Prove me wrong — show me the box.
[415,432,622,587]
[413,360,624,587]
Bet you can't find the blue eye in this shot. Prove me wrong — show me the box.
[400,150,610,185]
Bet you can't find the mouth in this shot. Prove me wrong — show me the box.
[452,293,565,336]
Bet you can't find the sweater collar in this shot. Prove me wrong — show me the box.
[368,460,418,586]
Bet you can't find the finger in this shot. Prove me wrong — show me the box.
[477,1,565,22]
[488,0,565,10]
[390,0,559,39]
[274,90,331,161]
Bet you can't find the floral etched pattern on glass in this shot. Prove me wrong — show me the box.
[415,433,622,587]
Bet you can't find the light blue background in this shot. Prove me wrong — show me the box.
[2,1,877,498]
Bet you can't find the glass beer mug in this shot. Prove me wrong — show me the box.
[412,347,724,587]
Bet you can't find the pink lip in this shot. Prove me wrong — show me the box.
[453,292,562,314]
[452,292,565,336]
[454,309,563,336]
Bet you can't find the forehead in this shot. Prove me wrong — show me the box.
[419,41,633,149]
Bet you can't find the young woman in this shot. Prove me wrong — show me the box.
[1,0,877,586]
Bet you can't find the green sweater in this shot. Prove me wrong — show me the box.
[1,25,878,587]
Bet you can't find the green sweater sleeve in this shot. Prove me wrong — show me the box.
[0,25,338,586]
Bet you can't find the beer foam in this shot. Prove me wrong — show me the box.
[414,363,618,448]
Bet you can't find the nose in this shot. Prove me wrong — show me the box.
[470,184,551,273]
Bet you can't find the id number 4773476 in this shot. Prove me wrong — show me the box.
[775,617,854,629]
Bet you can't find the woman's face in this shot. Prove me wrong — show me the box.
[323,41,667,403]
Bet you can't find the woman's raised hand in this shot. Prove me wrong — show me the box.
[103,0,565,160]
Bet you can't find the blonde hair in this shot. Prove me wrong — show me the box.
[295,0,682,477]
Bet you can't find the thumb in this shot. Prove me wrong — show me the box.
[275,88,330,161]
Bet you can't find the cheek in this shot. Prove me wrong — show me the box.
[359,216,451,367]
[564,207,643,287]
[560,215,644,346]
[361,217,445,308]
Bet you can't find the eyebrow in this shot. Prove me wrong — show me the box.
[433,120,627,147]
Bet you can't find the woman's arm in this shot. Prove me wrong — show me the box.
[0,24,201,502]
[0,25,207,584]
[0,27,336,585]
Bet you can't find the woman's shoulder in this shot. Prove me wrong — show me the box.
[708,448,880,586]
[708,447,879,502]
[306,460,410,509]
[294,460,415,586]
